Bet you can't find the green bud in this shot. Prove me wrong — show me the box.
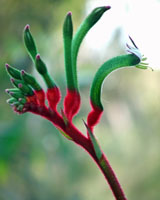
[5,63,21,80]
[63,12,75,89]
[35,54,57,88]
[63,12,73,40]
[21,70,42,91]
[18,82,34,96]
[5,88,20,93]
[12,101,21,106]
[10,78,34,96]
[6,98,17,104]
[35,54,47,75]
[24,24,37,61]
[8,91,24,99]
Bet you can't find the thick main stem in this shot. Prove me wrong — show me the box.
[29,106,127,200]
[95,153,127,200]
[65,127,128,200]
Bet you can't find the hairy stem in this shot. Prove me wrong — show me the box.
[96,153,127,200]
[28,105,127,199]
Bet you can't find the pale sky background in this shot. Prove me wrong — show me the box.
[85,0,160,69]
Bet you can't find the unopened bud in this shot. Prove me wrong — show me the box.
[5,63,21,80]
[8,91,24,99]
[35,54,48,75]
[21,70,42,91]
[24,24,37,61]
[6,98,17,104]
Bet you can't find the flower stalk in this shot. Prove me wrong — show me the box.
[5,5,149,200]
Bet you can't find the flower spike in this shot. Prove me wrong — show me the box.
[87,37,147,131]
[5,6,151,200]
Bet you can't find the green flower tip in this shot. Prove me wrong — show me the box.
[5,63,21,80]
[36,53,40,60]
[24,24,30,31]
[35,53,48,75]
[63,11,73,38]
[6,98,16,104]
[5,89,10,94]
[126,36,149,70]
[21,70,25,75]
[10,78,14,84]
[67,11,72,16]
[5,63,9,69]
[24,24,37,61]
[18,83,23,89]
[89,6,111,24]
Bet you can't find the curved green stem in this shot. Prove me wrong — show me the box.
[90,54,140,110]
[71,6,111,90]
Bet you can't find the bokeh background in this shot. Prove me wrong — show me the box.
[1,0,160,199]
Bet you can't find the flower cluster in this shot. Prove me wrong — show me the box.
[5,6,149,200]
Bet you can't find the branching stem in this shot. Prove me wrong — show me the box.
[27,104,127,200]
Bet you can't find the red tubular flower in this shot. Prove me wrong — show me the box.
[46,87,61,111]
[6,6,150,200]
[34,89,46,107]
[87,101,103,132]
[64,89,80,121]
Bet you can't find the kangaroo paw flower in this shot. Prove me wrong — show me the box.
[5,7,151,200]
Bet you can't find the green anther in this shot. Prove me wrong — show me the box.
[71,6,111,89]
[83,120,102,160]
[5,63,21,80]
[6,98,17,104]
[21,70,42,91]
[135,64,148,70]
[24,24,38,61]
[90,54,141,110]
[35,54,48,75]
[63,12,74,90]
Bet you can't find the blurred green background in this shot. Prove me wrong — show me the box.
[1,0,160,200]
